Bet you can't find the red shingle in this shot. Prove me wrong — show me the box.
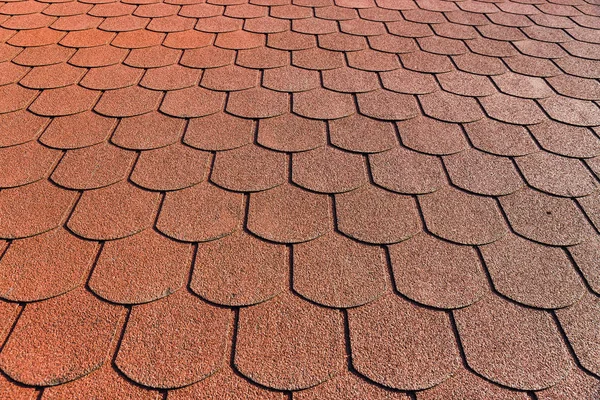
[0,2,597,397]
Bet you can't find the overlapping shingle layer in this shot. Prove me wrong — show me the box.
[0,0,599,397]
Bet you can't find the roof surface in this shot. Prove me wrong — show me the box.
[0,0,600,398]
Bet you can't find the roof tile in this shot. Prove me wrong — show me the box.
[68,44,128,67]
[479,93,546,125]
[292,47,344,70]
[432,21,478,39]
[181,46,235,68]
[248,183,330,243]
[111,29,165,48]
[436,70,495,97]
[492,72,553,99]
[90,229,191,304]
[453,52,507,76]
[0,84,38,114]
[99,15,150,32]
[0,180,76,239]
[292,146,368,194]
[454,294,571,390]
[539,95,600,126]
[227,87,288,118]
[329,114,397,153]
[147,15,195,32]
[268,30,316,50]
[0,373,37,400]
[578,191,600,231]
[467,37,518,57]
[444,148,523,196]
[202,65,260,91]
[235,293,344,390]
[0,62,29,86]
[95,86,162,117]
[536,367,600,400]
[244,15,290,33]
[262,65,320,92]
[236,46,288,69]
[112,111,184,150]
[125,45,181,68]
[163,30,213,49]
[529,120,600,158]
[0,1,47,15]
[60,28,115,48]
[80,64,143,90]
[257,113,326,152]
[169,366,283,399]
[554,56,600,79]
[19,63,83,89]
[401,51,453,73]
[0,295,17,342]
[419,185,507,245]
[336,184,421,244]
[370,146,444,194]
[43,362,160,400]
[185,112,254,150]
[29,85,99,116]
[323,67,380,93]
[0,288,122,386]
[134,2,179,18]
[196,16,243,33]
[68,181,160,240]
[295,370,408,399]
[0,110,49,148]
[0,141,60,189]
[390,232,487,309]
[315,5,357,20]
[89,2,136,17]
[418,367,529,400]
[292,17,337,35]
[140,64,200,90]
[464,118,537,156]
[348,294,460,390]
[132,144,210,191]
[569,236,600,295]
[516,151,598,198]
[0,228,97,302]
[191,230,287,306]
[7,27,64,47]
[215,30,264,49]
[293,88,355,119]
[158,182,243,242]
[40,112,115,149]
[179,3,223,18]
[294,231,387,308]
[514,39,567,59]
[116,289,232,388]
[419,91,484,123]
[161,87,225,117]
[357,89,419,120]
[52,142,135,189]
[398,115,468,155]
[211,144,286,192]
[318,31,367,51]
[499,187,593,246]
[481,233,584,309]
[11,44,73,67]
[503,54,562,77]
[546,74,600,101]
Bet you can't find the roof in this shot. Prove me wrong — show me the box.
[0,0,599,398]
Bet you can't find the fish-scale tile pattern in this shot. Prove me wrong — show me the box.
[0,0,599,397]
